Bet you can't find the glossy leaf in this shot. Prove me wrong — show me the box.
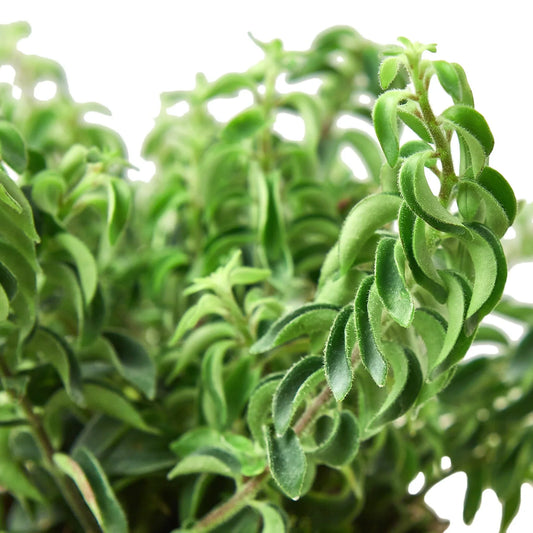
[375,237,414,327]
[250,303,338,354]
[354,276,387,387]
[265,426,306,500]
[372,89,410,166]
[324,305,354,401]
[338,193,402,274]
[273,355,324,435]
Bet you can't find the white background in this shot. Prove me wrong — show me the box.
[2,2,533,531]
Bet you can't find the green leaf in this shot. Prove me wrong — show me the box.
[0,283,8,321]
[250,501,286,533]
[324,305,354,401]
[265,426,306,500]
[272,355,324,435]
[478,166,517,225]
[222,107,268,143]
[463,468,483,525]
[250,303,339,354]
[202,340,235,430]
[314,410,359,466]
[379,56,401,89]
[247,374,283,445]
[499,487,521,533]
[338,193,402,274]
[441,105,494,155]
[461,223,507,322]
[73,447,129,533]
[0,428,43,502]
[399,152,467,236]
[228,266,271,286]
[398,203,447,302]
[0,120,27,173]
[29,327,83,404]
[55,233,98,304]
[82,383,155,433]
[58,144,88,186]
[168,446,241,479]
[371,344,423,427]
[102,331,156,400]
[433,60,461,103]
[107,177,131,245]
[354,276,387,387]
[375,238,414,327]
[412,308,446,374]
[372,89,410,166]
[31,170,66,217]
[0,169,40,243]
[204,72,257,100]
[281,92,322,149]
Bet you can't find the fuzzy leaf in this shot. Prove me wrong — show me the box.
[250,303,338,354]
[324,305,354,401]
[250,501,286,533]
[273,355,324,435]
[265,426,306,500]
[478,167,517,225]
[314,410,359,466]
[354,276,387,387]
[372,90,409,166]
[338,193,402,274]
[379,56,400,89]
[375,238,414,327]
[433,60,461,102]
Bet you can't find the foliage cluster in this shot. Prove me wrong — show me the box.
[1,21,533,533]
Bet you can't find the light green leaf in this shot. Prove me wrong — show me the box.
[324,305,354,401]
[272,355,324,435]
[168,446,241,479]
[372,89,410,166]
[247,374,283,445]
[340,130,384,183]
[433,60,461,102]
[31,170,66,217]
[338,193,402,274]
[379,56,400,90]
[265,426,306,500]
[107,177,131,245]
[222,107,268,143]
[250,501,286,533]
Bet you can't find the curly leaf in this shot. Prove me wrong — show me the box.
[354,276,387,387]
[324,305,354,401]
[265,426,306,500]
[222,107,268,143]
[250,502,286,533]
[338,193,402,274]
[314,410,359,466]
[107,177,131,245]
[375,238,414,327]
[273,355,324,435]
[433,60,461,103]
[0,121,27,173]
[372,90,410,166]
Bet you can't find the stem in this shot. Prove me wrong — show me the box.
[0,356,100,533]
[194,346,362,531]
[410,62,456,205]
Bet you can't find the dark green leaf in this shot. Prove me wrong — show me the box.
[103,331,156,400]
[273,355,324,435]
[375,238,414,327]
[247,374,283,445]
[463,468,483,525]
[314,410,359,466]
[107,177,131,245]
[168,446,241,479]
[324,305,354,401]
[265,426,306,500]
[478,167,517,225]
[355,276,387,387]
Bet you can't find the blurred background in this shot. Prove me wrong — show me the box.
[2,1,532,531]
